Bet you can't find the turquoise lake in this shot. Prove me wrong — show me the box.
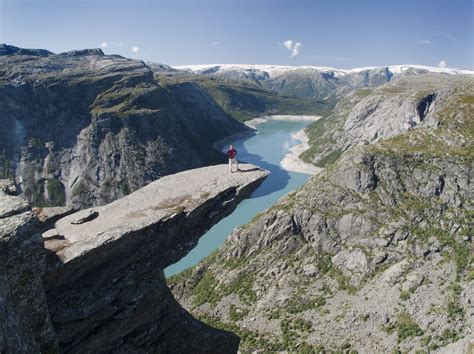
[164,120,313,277]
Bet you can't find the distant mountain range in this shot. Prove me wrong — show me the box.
[172,63,474,101]
[174,63,474,75]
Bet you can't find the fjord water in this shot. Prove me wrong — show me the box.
[164,120,312,277]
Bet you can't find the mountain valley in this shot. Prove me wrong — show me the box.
[0,43,473,353]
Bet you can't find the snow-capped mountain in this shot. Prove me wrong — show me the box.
[173,63,474,77]
[172,64,473,100]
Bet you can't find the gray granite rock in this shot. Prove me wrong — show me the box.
[0,164,267,353]
[0,47,248,208]
[42,164,268,353]
[0,180,57,353]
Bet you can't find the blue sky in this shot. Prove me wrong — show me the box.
[1,0,472,69]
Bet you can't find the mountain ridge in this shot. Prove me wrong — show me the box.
[173,63,474,76]
[0,44,249,208]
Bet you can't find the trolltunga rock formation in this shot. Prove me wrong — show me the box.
[0,164,268,353]
[42,163,268,353]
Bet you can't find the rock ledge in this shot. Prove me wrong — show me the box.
[43,163,268,353]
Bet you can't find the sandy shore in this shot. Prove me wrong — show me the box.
[214,114,323,175]
[280,129,323,175]
[245,115,323,175]
[244,114,321,130]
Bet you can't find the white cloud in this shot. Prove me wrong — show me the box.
[99,41,129,49]
[283,39,302,57]
[417,39,432,45]
[131,46,139,54]
[211,41,220,46]
[291,42,302,57]
[438,60,447,68]
[283,40,293,50]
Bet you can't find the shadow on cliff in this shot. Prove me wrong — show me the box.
[231,142,291,199]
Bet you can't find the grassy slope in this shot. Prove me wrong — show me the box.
[156,73,334,122]
[299,88,370,167]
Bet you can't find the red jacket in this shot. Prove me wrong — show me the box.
[226,148,237,159]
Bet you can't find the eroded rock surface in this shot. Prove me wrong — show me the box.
[301,75,473,167]
[171,76,474,353]
[0,164,268,353]
[0,46,248,208]
[0,180,57,353]
[41,164,268,353]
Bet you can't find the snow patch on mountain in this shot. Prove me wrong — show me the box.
[173,63,474,77]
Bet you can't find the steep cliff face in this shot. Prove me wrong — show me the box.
[0,46,248,208]
[301,74,473,167]
[0,164,268,353]
[171,77,473,352]
[0,180,57,353]
[172,152,473,353]
[150,69,332,122]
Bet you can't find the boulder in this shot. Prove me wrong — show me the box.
[401,272,424,292]
[332,248,369,274]
[382,259,411,285]
[303,264,318,277]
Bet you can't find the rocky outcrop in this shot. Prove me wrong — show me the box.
[301,74,473,167]
[0,180,57,353]
[0,164,268,353]
[41,164,266,352]
[0,45,248,208]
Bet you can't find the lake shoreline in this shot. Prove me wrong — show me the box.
[244,114,321,130]
[244,115,322,175]
[213,115,322,175]
[166,119,314,277]
[281,129,324,175]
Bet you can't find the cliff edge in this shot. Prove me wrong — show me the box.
[0,164,268,353]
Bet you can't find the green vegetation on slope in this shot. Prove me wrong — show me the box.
[46,178,66,206]
[300,92,358,167]
[158,73,334,122]
[203,80,333,122]
[385,313,424,342]
[0,151,14,179]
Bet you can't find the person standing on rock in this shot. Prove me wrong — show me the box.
[227,145,240,173]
